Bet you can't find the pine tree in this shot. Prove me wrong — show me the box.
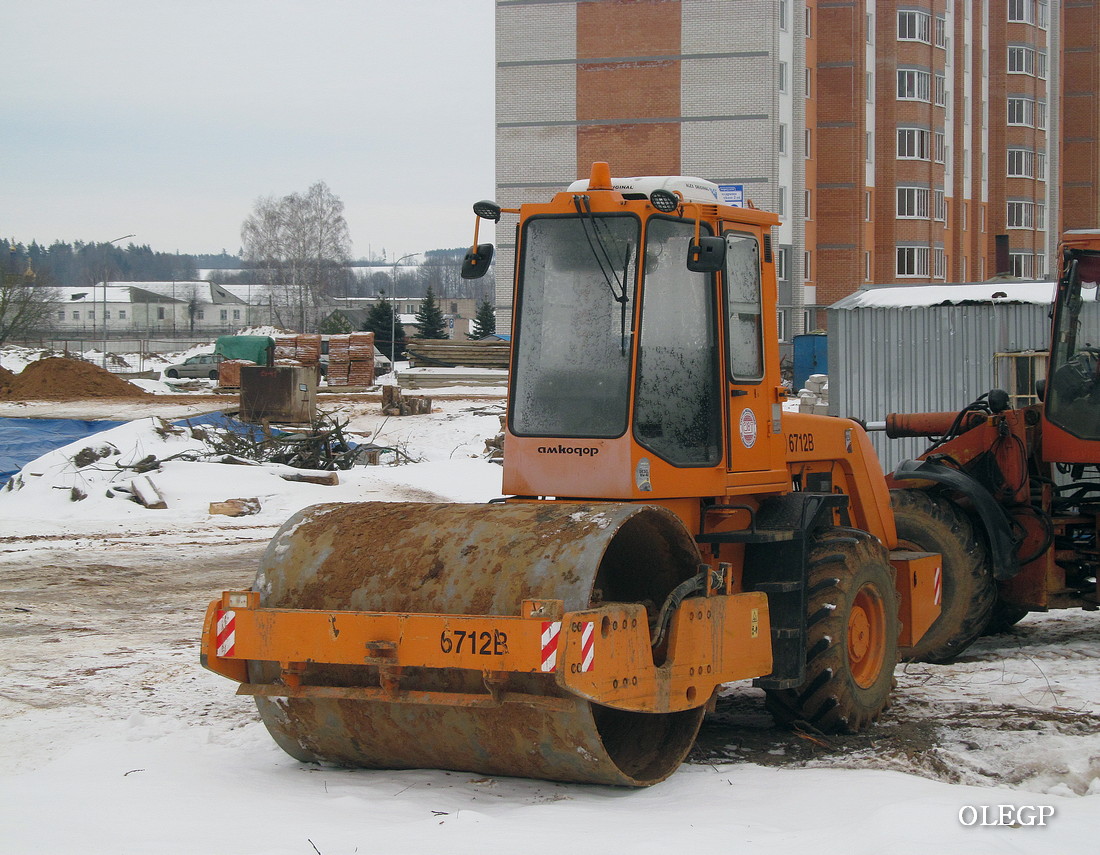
[363,296,406,360]
[469,297,496,339]
[413,286,447,339]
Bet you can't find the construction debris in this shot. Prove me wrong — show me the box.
[209,498,261,517]
[381,385,432,416]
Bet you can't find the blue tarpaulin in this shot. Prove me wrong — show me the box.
[0,419,127,484]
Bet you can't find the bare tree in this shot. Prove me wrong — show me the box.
[0,279,59,346]
[240,181,352,332]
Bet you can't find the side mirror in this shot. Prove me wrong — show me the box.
[687,236,726,273]
[462,243,494,279]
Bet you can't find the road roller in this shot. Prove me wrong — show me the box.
[201,163,941,786]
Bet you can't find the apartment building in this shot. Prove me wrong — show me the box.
[495,0,1095,336]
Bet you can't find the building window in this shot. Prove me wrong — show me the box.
[1036,51,1047,80]
[898,10,932,43]
[1036,100,1047,130]
[934,130,947,163]
[934,189,947,222]
[157,307,165,320]
[865,190,872,221]
[962,202,968,230]
[1010,252,1034,278]
[233,309,241,320]
[779,0,788,30]
[777,309,788,342]
[867,71,874,101]
[897,69,932,101]
[196,309,205,320]
[220,309,228,321]
[1008,96,1034,126]
[805,6,812,36]
[779,122,787,154]
[804,189,812,219]
[1008,148,1034,177]
[867,12,874,43]
[803,251,812,280]
[72,311,80,320]
[1037,151,1047,181]
[897,186,931,218]
[119,310,126,320]
[1038,1,1049,29]
[779,61,788,93]
[1009,0,1035,24]
[865,250,872,281]
[1007,200,1034,229]
[1035,252,1048,277]
[57,310,65,321]
[104,310,111,319]
[934,74,947,106]
[897,246,931,277]
[805,67,812,96]
[1008,46,1036,76]
[88,310,95,320]
[961,257,967,280]
[935,15,948,48]
[1035,203,1046,231]
[934,247,947,279]
[866,131,873,161]
[805,128,812,159]
[898,127,931,160]
[776,247,789,281]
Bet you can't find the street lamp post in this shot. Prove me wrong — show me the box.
[390,252,418,371]
[101,234,135,344]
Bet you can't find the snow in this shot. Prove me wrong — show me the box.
[834,281,1057,309]
[1,384,1098,852]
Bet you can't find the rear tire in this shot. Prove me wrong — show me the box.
[209,370,219,380]
[983,593,1029,635]
[166,369,179,379]
[765,527,899,734]
[890,489,995,663]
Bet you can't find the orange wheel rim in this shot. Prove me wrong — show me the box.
[848,583,887,688]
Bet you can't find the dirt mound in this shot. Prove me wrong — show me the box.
[0,357,149,400]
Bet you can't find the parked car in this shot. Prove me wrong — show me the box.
[163,353,222,380]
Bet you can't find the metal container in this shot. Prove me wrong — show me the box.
[239,365,317,424]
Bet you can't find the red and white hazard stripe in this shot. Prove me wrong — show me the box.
[216,610,236,658]
[540,621,561,672]
[933,564,943,606]
[579,621,595,673]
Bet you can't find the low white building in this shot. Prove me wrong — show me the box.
[52,282,269,337]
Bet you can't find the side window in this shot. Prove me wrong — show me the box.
[633,217,721,467]
[725,233,764,381]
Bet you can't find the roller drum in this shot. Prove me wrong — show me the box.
[250,501,706,786]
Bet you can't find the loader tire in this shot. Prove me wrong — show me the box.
[765,527,899,734]
[890,488,995,663]
[982,593,1029,635]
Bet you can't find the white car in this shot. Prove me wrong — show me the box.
[163,353,222,380]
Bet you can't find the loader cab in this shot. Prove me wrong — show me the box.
[1044,232,1100,464]
[486,163,789,501]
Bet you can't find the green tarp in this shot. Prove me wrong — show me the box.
[215,335,273,365]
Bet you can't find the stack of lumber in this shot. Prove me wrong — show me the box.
[405,339,510,369]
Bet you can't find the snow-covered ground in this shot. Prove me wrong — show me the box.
[0,365,1097,852]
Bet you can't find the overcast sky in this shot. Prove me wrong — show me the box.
[2,0,496,261]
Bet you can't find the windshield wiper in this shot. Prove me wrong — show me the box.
[573,195,631,354]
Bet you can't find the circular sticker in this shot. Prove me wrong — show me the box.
[739,408,758,449]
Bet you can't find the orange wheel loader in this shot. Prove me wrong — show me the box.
[882,230,1100,663]
[201,163,940,786]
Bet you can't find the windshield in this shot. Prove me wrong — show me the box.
[1047,249,1100,439]
[511,213,639,438]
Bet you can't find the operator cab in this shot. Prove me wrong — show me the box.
[1045,231,1100,460]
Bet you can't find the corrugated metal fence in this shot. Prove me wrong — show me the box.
[828,301,1100,470]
